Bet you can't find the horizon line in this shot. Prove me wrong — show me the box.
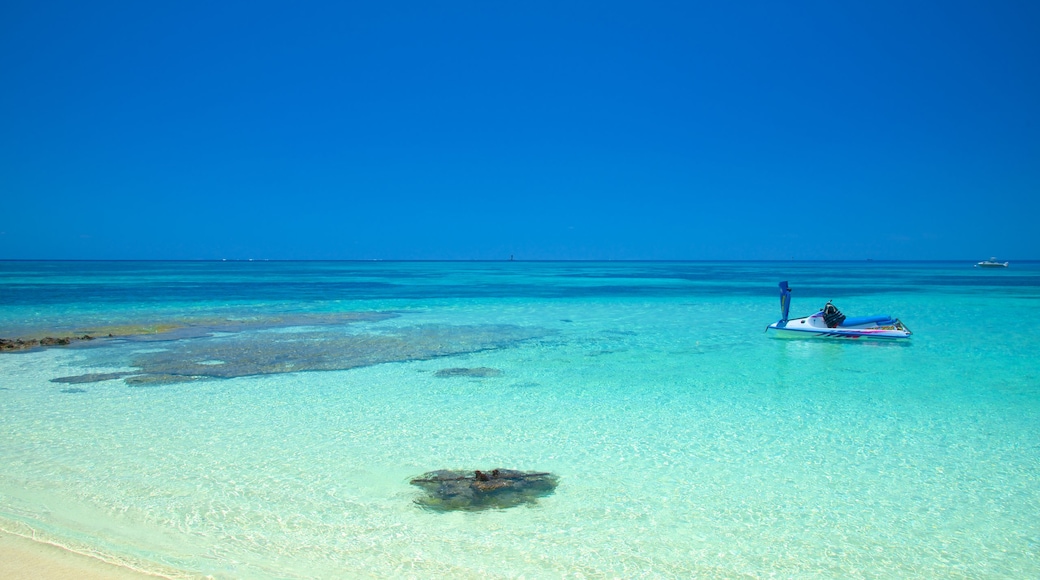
[1,258,1036,263]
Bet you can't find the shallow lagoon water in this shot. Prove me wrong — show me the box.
[1,261,1039,577]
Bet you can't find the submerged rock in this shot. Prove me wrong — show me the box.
[124,374,206,387]
[51,372,133,384]
[1,335,95,352]
[434,367,503,378]
[59,387,88,394]
[0,312,396,353]
[129,324,544,381]
[410,469,559,511]
[7,316,547,389]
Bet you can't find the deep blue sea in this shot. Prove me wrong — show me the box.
[1,261,1038,578]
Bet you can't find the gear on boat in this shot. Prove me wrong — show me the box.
[822,301,846,328]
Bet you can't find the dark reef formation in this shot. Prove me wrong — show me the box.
[40,317,547,386]
[434,367,503,378]
[116,324,543,384]
[124,374,209,387]
[1,312,397,353]
[1,335,96,352]
[410,469,559,511]
[51,372,133,384]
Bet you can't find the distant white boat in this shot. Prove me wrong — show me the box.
[975,257,1009,268]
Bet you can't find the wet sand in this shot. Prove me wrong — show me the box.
[0,530,159,580]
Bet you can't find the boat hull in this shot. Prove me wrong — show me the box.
[976,258,1009,268]
[767,314,912,340]
[767,324,910,340]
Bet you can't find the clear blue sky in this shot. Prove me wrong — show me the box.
[2,1,1037,260]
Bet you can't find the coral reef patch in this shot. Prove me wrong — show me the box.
[1,335,96,352]
[1,312,397,352]
[410,469,559,511]
[124,374,208,387]
[27,312,547,386]
[51,372,134,384]
[123,324,545,384]
[434,367,503,378]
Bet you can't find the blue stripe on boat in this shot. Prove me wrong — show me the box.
[840,315,895,327]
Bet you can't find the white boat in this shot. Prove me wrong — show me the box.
[975,257,1008,268]
[766,281,911,340]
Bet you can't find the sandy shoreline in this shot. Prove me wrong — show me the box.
[0,530,161,579]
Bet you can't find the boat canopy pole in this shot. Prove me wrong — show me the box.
[779,281,792,323]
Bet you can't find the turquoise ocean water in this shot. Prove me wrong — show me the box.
[1,261,1038,578]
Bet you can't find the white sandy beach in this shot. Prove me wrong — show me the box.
[0,530,157,580]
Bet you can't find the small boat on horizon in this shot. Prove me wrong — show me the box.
[975,257,1009,268]
[765,281,912,340]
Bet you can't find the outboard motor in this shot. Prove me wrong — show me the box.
[822,301,845,328]
[778,281,792,323]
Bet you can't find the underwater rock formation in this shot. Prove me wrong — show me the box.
[51,372,133,384]
[126,324,545,383]
[410,469,559,511]
[26,313,547,387]
[1,335,95,352]
[434,367,503,378]
[124,374,207,387]
[1,312,397,352]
